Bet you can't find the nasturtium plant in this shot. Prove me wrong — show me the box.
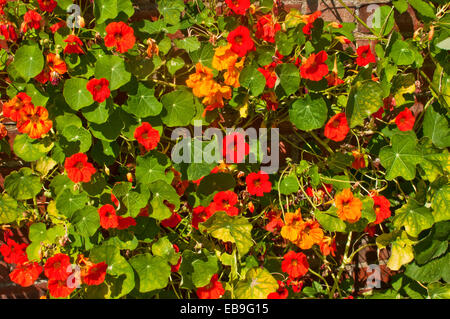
[0,0,449,301]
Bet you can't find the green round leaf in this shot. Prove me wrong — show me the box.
[55,113,83,132]
[389,41,415,65]
[199,211,253,257]
[423,106,450,149]
[393,199,435,237]
[129,253,171,293]
[123,85,162,118]
[72,206,100,238]
[55,189,89,218]
[239,65,266,97]
[289,95,328,131]
[13,45,44,79]
[82,101,111,124]
[0,194,21,224]
[4,168,42,200]
[29,222,47,243]
[379,131,421,181]
[234,267,278,299]
[192,255,219,288]
[432,185,450,223]
[135,151,172,185]
[63,78,94,110]
[276,63,300,96]
[90,244,135,298]
[160,90,196,127]
[89,109,124,141]
[346,80,383,128]
[13,134,52,162]
[95,55,131,90]
[61,125,92,155]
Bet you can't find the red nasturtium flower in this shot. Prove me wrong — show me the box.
[371,194,391,224]
[351,150,366,169]
[47,278,76,298]
[0,233,29,265]
[255,14,281,43]
[196,274,225,299]
[17,105,53,139]
[319,236,337,257]
[258,62,279,88]
[192,205,214,230]
[325,72,345,86]
[98,204,119,229]
[334,188,363,223]
[86,78,110,103]
[117,216,137,230]
[306,184,333,202]
[37,0,57,12]
[9,262,43,287]
[302,10,322,35]
[395,107,415,131]
[356,45,376,67]
[265,213,284,233]
[81,262,108,286]
[134,122,161,151]
[300,51,329,81]
[287,277,304,293]
[2,92,33,122]
[21,10,42,33]
[246,171,272,197]
[64,153,97,183]
[0,22,18,41]
[64,34,85,55]
[222,132,249,163]
[281,251,309,279]
[210,190,239,216]
[35,53,68,85]
[262,91,279,111]
[161,211,182,228]
[50,20,66,33]
[104,21,136,53]
[324,113,350,142]
[227,26,255,57]
[225,0,250,15]
[267,280,289,299]
[44,253,72,281]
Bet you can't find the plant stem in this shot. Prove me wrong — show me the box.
[330,231,353,298]
[309,131,334,154]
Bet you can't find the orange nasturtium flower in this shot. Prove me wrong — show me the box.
[295,219,324,250]
[212,43,245,88]
[2,92,33,122]
[281,209,324,249]
[224,57,245,88]
[35,53,68,85]
[281,209,304,243]
[334,188,363,223]
[185,62,215,98]
[146,38,159,58]
[202,83,232,113]
[16,105,53,139]
[212,43,239,71]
